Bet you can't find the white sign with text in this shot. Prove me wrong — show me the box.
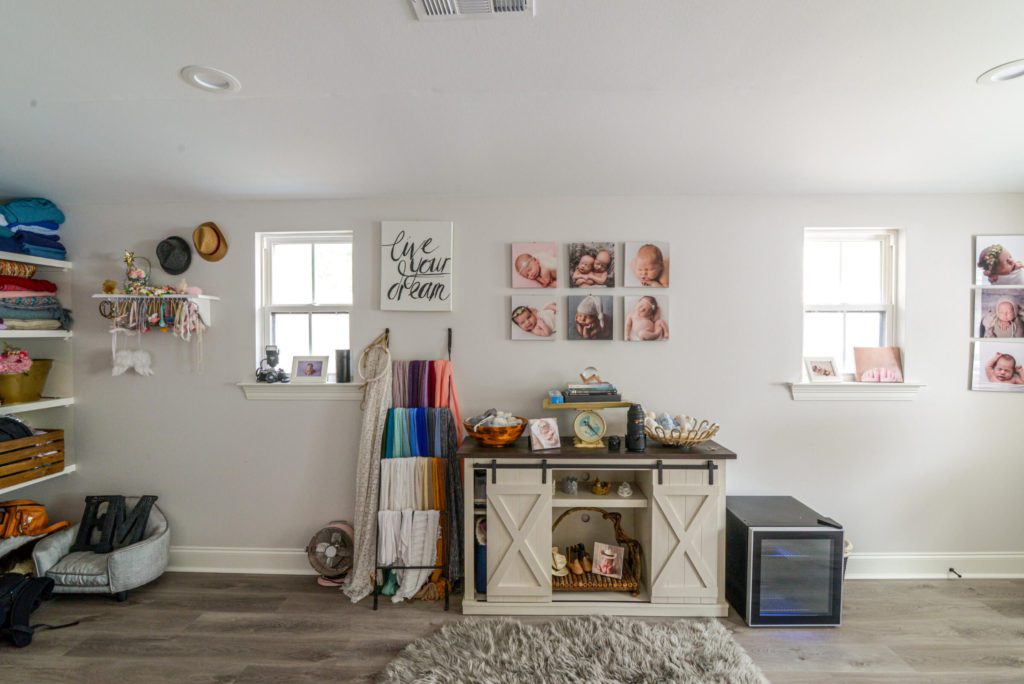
[380,221,454,311]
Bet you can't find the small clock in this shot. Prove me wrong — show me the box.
[573,410,607,448]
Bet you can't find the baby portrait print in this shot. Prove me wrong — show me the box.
[975,236,1024,286]
[512,242,558,289]
[853,347,904,383]
[510,296,558,341]
[975,289,1024,338]
[624,295,669,341]
[624,242,670,288]
[567,295,613,340]
[568,242,615,288]
[972,340,1024,392]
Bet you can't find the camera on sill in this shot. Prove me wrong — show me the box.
[256,366,290,384]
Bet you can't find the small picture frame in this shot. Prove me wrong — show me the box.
[804,357,841,383]
[291,355,329,383]
[592,542,624,579]
[528,418,561,451]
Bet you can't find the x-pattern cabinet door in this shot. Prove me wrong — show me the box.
[649,469,724,603]
[486,468,552,602]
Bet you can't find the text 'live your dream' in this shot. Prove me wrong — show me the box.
[383,230,452,302]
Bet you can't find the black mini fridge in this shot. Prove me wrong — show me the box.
[726,496,844,627]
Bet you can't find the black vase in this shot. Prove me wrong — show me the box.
[336,350,352,383]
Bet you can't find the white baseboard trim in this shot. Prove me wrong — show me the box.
[845,552,1024,579]
[168,546,1024,579]
[169,546,314,575]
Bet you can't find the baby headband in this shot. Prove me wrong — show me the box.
[511,305,529,321]
[978,245,1004,273]
[641,295,659,313]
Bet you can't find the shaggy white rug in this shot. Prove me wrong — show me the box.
[378,616,765,684]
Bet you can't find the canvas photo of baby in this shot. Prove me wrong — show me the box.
[976,236,1024,286]
[972,340,1024,392]
[568,242,615,288]
[624,295,669,341]
[512,242,558,288]
[975,289,1024,338]
[567,295,613,340]
[853,347,904,383]
[510,296,558,341]
[528,418,560,451]
[624,242,670,288]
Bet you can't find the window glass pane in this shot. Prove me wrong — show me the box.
[311,313,350,375]
[803,312,844,365]
[840,241,882,304]
[272,313,310,373]
[845,312,885,373]
[803,241,841,304]
[314,242,353,305]
[271,243,312,305]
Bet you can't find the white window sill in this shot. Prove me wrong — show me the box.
[789,382,925,401]
[238,382,363,401]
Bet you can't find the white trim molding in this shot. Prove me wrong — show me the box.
[238,382,363,401]
[169,546,314,574]
[789,382,925,401]
[846,551,1024,579]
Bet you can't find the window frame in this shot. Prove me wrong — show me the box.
[256,231,354,376]
[802,228,899,378]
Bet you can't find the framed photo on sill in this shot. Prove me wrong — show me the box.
[292,356,329,383]
[803,357,841,383]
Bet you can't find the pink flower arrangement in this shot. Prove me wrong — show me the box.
[0,344,33,375]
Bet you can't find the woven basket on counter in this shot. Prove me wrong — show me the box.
[645,419,719,450]
[551,507,643,596]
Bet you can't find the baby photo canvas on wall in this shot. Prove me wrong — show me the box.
[976,236,1024,286]
[567,294,613,340]
[624,242,669,288]
[568,242,615,288]
[972,340,1024,392]
[624,295,669,341]
[512,242,558,288]
[592,542,624,579]
[853,347,904,383]
[528,418,560,450]
[975,289,1024,338]
[510,296,558,340]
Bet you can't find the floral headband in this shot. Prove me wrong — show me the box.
[511,305,529,321]
[978,245,1004,274]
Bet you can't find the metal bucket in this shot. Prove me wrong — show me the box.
[0,359,53,404]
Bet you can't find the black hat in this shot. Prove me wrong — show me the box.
[156,236,192,275]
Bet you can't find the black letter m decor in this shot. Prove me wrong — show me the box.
[71,495,159,554]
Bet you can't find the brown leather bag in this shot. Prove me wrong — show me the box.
[0,500,69,539]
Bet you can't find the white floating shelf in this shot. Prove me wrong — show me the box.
[552,483,648,509]
[0,464,76,497]
[237,382,363,401]
[92,294,220,327]
[789,382,925,401]
[0,250,71,270]
[0,397,75,415]
[0,330,72,339]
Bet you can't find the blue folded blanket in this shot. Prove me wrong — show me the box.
[15,232,64,250]
[21,246,66,260]
[0,237,23,254]
[0,199,64,228]
[9,223,60,236]
[0,300,72,330]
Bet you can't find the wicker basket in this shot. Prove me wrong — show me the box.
[551,507,643,596]
[464,418,527,448]
[645,419,719,450]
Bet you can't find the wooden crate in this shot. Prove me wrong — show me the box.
[0,429,65,490]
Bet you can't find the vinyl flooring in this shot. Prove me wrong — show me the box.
[0,573,1022,683]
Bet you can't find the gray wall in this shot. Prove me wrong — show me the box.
[25,194,1024,572]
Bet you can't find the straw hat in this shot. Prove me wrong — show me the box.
[192,221,228,262]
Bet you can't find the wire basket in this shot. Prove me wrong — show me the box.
[645,419,720,450]
[551,507,642,596]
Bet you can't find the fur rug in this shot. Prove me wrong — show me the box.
[378,616,765,684]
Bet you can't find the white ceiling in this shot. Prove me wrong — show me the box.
[2,0,1024,202]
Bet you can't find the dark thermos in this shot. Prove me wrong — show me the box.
[626,403,646,452]
[335,349,352,383]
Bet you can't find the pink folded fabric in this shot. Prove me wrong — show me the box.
[0,290,51,299]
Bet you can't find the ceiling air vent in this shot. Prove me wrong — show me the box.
[411,0,534,21]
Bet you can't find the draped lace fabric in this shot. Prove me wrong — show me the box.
[342,345,392,603]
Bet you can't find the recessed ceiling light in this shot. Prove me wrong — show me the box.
[977,59,1024,85]
[180,65,241,92]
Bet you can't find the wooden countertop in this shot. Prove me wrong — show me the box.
[458,436,736,460]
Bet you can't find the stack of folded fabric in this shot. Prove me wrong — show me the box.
[0,198,67,260]
[0,270,72,331]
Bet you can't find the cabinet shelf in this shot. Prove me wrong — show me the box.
[552,483,647,508]
[0,330,72,339]
[0,397,74,415]
[0,464,76,496]
[0,250,71,271]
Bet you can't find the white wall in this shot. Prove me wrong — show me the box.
[24,194,1024,577]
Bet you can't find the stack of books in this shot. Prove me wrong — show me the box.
[563,382,621,403]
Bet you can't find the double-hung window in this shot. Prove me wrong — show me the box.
[257,231,353,378]
[803,229,897,375]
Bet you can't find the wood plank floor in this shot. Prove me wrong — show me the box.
[0,574,1022,683]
